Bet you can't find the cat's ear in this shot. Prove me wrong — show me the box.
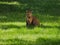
[26,9,32,13]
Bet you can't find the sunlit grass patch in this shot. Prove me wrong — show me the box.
[0,21,60,45]
[0,1,20,5]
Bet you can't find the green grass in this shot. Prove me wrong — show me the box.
[0,12,60,45]
[0,0,60,45]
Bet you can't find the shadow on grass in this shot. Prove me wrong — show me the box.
[41,25,60,29]
[0,25,20,30]
[0,38,60,45]
[35,38,60,45]
[0,24,35,30]
[0,24,60,30]
[26,25,35,29]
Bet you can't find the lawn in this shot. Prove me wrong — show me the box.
[0,0,60,45]
[0,12,60,45]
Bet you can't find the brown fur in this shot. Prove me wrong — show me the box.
[26,10,40,26]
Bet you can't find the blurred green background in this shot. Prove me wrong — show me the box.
[0,0,60,22]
